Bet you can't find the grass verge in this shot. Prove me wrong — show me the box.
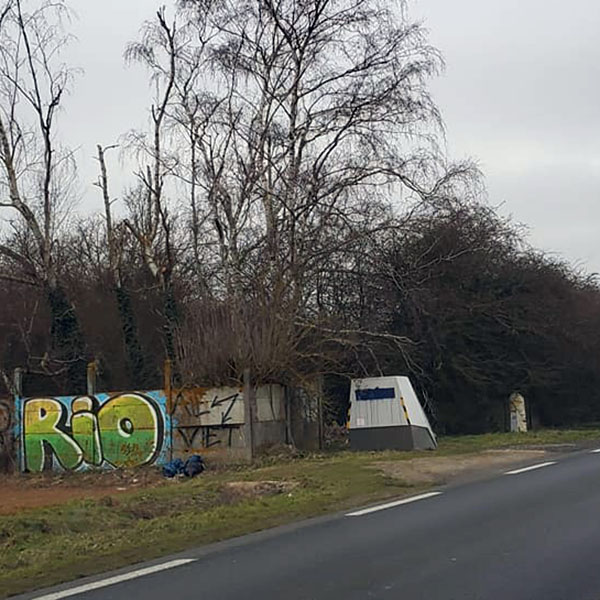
[2,428,599,598]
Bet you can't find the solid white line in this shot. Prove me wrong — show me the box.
[504,461,557,475]
[346,492,442,517]
[32,559,196,600]
[590,449,600,454]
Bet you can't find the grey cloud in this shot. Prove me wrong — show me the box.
[58,0,600,272]
[414,0,600,272]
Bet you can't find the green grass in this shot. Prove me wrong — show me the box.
[434,428,600,455]
[2,428,599,598]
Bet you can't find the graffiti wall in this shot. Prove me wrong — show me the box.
[172,386,244,454]
[15,391,170,473]
[171,385,286,458]
[13,383,316,472]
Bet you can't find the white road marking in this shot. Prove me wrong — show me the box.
[590,449,600,454]
[346,492,442,517]
[32,559,196,600]
[504,461,557,475]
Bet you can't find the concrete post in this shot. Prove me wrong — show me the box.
[164,359,173,460]
[164,360,173,411]
[243,368,255,461]
[12,368,23,473]
[317,386,324,451]
[86,361,97,396]
[509,392,528,432]
[12,368,23,398]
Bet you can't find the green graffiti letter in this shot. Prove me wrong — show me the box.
[23,399,82,472]
[72,397,103,466]
[97,394,162,468]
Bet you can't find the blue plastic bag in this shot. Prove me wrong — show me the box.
[162,455,205,478]
[183,455,205,477]
[162,458,184,478]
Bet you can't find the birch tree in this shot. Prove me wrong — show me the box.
[124,8,183,369]
[128,0,477,384]
[94,144,151,386]
[0,0,85,387]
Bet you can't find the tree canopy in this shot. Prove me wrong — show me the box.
[0,0,597,434]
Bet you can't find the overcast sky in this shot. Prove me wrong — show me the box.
[63,0,600,273]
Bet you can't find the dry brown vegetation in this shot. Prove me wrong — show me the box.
[0,1,598,437]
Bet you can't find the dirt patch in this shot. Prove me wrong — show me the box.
[0,468,166,515]
[377,449,548,486]
[221,480,297,503]
[0,471,299,516]
[0,449,554,516]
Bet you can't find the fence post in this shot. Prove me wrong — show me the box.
[86,361,97,396]
[164,360,173,410]
[13,368,23,398]
[12,368,23,473]
[164,359,173,461]
[243,369,255,461]
[317,379,324,450]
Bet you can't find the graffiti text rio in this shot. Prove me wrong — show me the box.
[19,391,169,472]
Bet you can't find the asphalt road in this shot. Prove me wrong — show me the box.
[18,448,600,600]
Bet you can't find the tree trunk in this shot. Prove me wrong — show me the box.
[163,277,180,385]
[46,283,86,392]
[114,286,149,388]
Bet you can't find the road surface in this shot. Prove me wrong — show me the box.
[16,448,600,600]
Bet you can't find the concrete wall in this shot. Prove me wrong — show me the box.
[171,386,246,462]
[171,384,287,462]
[12,383,318,471]
[288,386,321,451]
[15,391,170,472]
[12,382,320,472]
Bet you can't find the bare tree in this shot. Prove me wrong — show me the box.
[119,0,480,388]
[94,144,151,385]
[124,8,183,370]
[172,0,474,381]
[0,0,85,388]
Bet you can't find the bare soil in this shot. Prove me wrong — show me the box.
[0,469,301,515]
[0,448,552,515]
[221,480,298,502]
[376,449,548,485]
[0,467,165,515]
